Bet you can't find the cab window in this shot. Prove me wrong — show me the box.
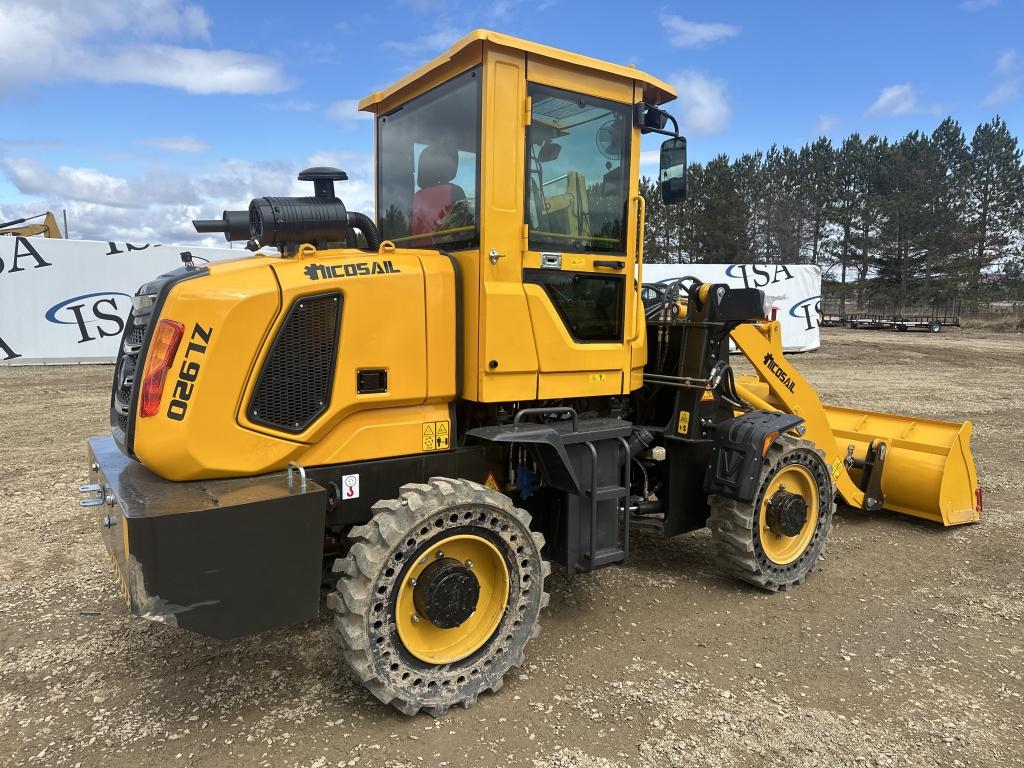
[377,67,481,250]
[525,269,624,342]
[526,84,631,253]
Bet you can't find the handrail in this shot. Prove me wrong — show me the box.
[627,193,646,343]
[388,225,475,244]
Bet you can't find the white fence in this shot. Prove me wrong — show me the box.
[0,237,245,364]
[0,237,822,364]
[643,263,822,352]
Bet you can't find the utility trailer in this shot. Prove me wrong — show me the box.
[835,301,962,333]
[820,312,848,327]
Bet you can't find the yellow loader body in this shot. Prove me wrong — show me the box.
[82,28,981,716]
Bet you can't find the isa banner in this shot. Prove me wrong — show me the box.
[0,237,244,365]
[642,263,822,352]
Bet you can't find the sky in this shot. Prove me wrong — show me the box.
[0,0,1021,246]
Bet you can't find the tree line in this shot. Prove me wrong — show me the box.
[639,116,1024,310]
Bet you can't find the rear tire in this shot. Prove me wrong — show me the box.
[930,320,942,333]
[327,477,549,717]
[708,435,835,592]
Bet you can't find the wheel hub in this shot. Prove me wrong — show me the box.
[413,557,480,628]
[765,489,809,537]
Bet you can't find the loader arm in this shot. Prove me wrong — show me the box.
[730,320,865,509]
[730,320,980,526]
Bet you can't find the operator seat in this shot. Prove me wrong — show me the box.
[411,144,466,238]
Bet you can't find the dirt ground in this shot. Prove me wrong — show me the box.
[1,327,1022,768]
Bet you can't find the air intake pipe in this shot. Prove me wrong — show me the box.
[192,167,381,252]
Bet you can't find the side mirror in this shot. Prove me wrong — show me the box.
[660,136,687,205]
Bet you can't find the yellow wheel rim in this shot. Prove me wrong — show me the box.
[758,464,819,565]
[395,534,510,665]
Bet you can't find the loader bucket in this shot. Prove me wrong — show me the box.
[823,405,980,526]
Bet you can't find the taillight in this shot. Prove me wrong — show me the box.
[976,485,984,514]
[140,319,184,417]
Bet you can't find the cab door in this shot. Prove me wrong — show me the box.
[518,66,640,399]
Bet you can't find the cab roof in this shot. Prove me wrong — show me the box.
[359,29,677,112]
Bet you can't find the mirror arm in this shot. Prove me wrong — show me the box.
[635,103,680,137]
[641,121,679,138]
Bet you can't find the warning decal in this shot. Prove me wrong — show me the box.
[677,411,690,435]
[422,420,451,451]
[830,456,844,481]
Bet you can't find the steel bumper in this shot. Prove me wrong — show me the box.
[83,436,327,639]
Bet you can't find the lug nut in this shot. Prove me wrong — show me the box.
[411,613,420,623]
[466,560,474,568]
[436,550,444,559]
[410,578,417,587]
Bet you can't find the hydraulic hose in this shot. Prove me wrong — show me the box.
[345,211,381,251]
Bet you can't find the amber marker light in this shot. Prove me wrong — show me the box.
[139,319,184,417]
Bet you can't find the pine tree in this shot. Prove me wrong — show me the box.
[799,137,837,266]
[831,134,870,313]
[688,154,749,263]
[965,117,1024,290]
[637,115,1021,306]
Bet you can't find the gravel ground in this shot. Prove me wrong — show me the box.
[1,327,1022,768]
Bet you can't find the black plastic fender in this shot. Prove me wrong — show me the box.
[703,410,805,503]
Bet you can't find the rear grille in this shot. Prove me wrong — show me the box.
[108,265,206,457]
[111,309,148,439]
[249,293,342,433]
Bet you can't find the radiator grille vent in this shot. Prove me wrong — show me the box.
[249,293,341,432]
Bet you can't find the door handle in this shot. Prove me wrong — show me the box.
[593,260,624,270]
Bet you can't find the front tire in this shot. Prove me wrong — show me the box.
[328,477,549,716]
[708,435,835,592]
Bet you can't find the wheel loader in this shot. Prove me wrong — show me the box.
[81,30,980,717]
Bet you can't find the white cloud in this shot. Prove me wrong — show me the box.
[983,79,1020,106]
[661,14,739,48]
[139,136,209,153]
[86,45,289,95]
[3,159,141,208]
[639,150,660,168]
[1,153,375,245]
[273,99,317,112]
[960,0,999,10]
[865,83,939,116]
[995,49,1019,76]
[326,99,372,123]
[399,0,448,10]
[814,114,841,135]
[383,28,464,57]
[0,0,290,96]
[985,49,1021,106]
[486,0,522,22]
[670,71,731,136]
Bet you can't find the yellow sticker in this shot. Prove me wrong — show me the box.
[421,420,451,451]
[700,389,715,402]
[830,456,843,480]
[589,372,607,384]
[677,411,690,435]
[569,255,585,267]
[484,472,500,491]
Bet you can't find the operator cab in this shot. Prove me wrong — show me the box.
[360,30,686,403]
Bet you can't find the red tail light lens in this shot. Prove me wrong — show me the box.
[140,319,184,417]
